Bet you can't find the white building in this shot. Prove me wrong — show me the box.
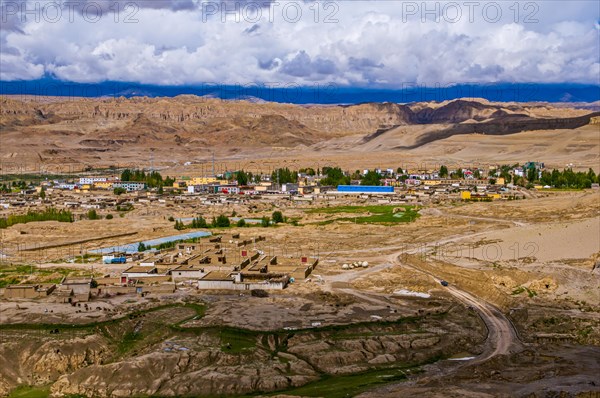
[113,182,147,191]
[79,177,108,185]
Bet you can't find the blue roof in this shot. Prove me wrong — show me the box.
[337,185,394,193]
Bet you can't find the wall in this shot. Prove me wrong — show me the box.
[196,280,285,290]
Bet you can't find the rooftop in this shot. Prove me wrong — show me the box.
[200,271,234,281]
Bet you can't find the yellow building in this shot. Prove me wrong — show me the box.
[190,177,219,185]
[424,180,442,186]
[176,177,229,187]
[495,177,505,185]
[461,191,500,201]
[94,181,113,190]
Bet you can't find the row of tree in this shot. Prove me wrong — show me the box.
[174,211,286,230]
[0,208,73,229]
[120,169,175,188]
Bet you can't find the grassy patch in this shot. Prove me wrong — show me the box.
[511,286,525,295]
[511,286,537,298]
[7,385,51,398]
[267,364,419,398]
[308,205,419,225]
[217,328,257,353]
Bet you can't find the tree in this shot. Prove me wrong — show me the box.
[272,211,284,224]
[271,168,298,184]
[236,170,249,186]
[261,216,270,227]
[236,218,246,227]
[39,186,46,200]
[158,185,164,195]
[113,187,126,195]
[214,214,230,228]
[174,220,185,230]
[138,242,147,252]
[106,214,113,220]
[191,216,208,228]
[361,170,381,186]
[527,167,537,182]
[320,166,350,186]
[439,165,448,178]
[87,209,100,220]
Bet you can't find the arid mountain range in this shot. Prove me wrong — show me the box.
[1,95,599,172]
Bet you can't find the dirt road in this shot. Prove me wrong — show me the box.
[325,240,523,364]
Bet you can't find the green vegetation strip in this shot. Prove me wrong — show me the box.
[0,208,73,229]
[307,205,420,225]
[7,385,51,398]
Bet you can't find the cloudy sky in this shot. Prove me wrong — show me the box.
[1,0,599,87]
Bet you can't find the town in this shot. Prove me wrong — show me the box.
[1,160,598,300]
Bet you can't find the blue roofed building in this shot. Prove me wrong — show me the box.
[336,185,395,194]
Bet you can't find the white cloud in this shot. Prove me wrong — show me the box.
[1,0,599,86]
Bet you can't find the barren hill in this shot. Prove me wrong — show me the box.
[1,95,598,171]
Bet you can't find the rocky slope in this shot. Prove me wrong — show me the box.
[0,303,484,397]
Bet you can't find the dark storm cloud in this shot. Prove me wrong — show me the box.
[280,51,337,77]
[258,58,280,70]
[348,57,384,70]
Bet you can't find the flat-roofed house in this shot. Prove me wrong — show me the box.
[4,284,56,299]
[169,264,206,280]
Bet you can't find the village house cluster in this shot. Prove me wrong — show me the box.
[3,232,319,303]
[0,161,562,213]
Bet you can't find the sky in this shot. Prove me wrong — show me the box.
[1,0,599,92]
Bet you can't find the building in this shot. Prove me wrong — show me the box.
[94,181,115,190]
[196,271,288,290]
[281,183,299,193]
[79,177,107,185]
[122,266,159,279]
[57,183,78,190]
[336,185,395,194]
[3,284,55,299]
[169,264,206,280]
[58,277,92,302]
[113,182,147,192]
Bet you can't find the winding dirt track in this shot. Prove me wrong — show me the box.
[327,241,523,365]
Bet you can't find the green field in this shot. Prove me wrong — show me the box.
[7,385,51,398]
[307,205,420,225]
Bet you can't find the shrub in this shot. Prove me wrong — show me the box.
[261,216,270,227]
[214,214,231,228]
[272,211,284,224]
[105,214,113,220]
[251,289,269,298]
[87,209,100,220]
[236,218,246,227]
